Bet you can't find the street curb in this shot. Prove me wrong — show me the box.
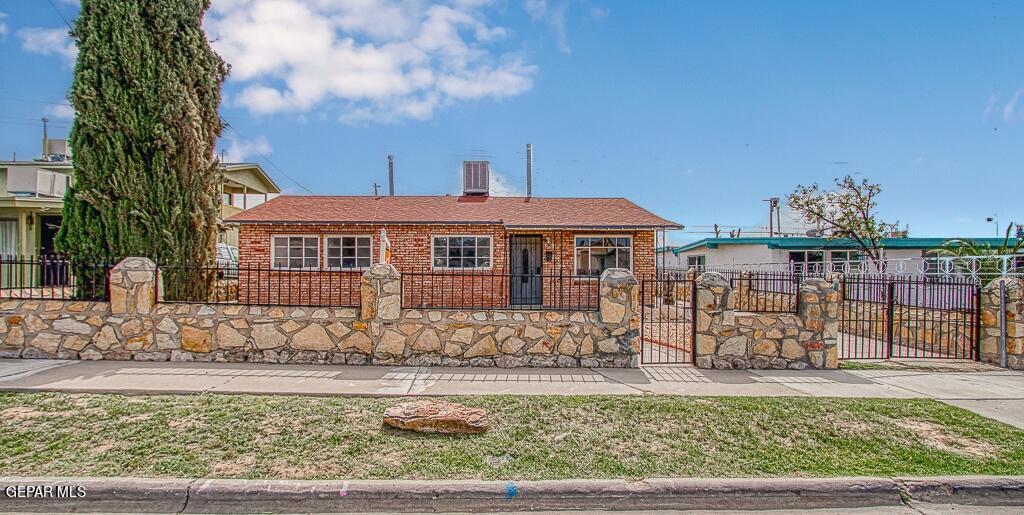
[2,476,905,513]
[186,477,901,513]
[2,476,1023,512]
[0,477,191,513]
[896,476,1024,506]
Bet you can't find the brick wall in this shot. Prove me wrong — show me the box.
[237,223,656,308]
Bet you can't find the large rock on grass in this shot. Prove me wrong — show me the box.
[383,399,488,434]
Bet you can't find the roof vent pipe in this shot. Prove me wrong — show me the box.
[387,155,395,196]
[525,143,533,198]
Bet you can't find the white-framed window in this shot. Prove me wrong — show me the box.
[686,254,706,270]
[325,235,372,270]
[829,250,863,263]
[271,235,319,269]
[575,236,632,276]
[432,236,492,269]
[789,250,824,273]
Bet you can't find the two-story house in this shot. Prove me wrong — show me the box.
[0,157,280,256]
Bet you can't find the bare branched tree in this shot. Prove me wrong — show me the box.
[787,176,901,265]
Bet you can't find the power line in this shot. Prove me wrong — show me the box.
[222,121,314,194]
[0,96,72,107]
[46,0,75,31]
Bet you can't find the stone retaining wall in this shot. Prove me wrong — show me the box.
[0,260,640,368]
[694,272,839,369]
[839,300,974,354]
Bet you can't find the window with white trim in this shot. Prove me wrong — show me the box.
[271,235,319,269]
[432,236,492,269]
[686,254,706,270]
[575,236,632,276]
[325,236,372,269]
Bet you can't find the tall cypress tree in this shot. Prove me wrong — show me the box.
[56,0,227,272]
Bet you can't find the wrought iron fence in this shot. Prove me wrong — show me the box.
[837,274,980,360]
[0,255,113,301]
[400,267,599,311]
[156,263,362,307]
[667,254,1023,281]
[729,271,800,313]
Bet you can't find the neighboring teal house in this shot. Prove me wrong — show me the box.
[659,236,1020,270]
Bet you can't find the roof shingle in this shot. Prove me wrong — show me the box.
[226,195,681,229]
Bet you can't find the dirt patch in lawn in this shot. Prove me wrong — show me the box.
[212,456,256,476]
[0,407,48,422]
[895,419,999,459]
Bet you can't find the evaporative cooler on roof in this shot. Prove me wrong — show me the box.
[462,161,490,196]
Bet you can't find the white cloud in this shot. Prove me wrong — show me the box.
[982,90,999,120]
[206,0,537,122]
[18,27,77,65]
[221,135,272,162]
[0,13,8,39]
[43,103,75,120]
[1002,88,1024,122]
[589,5,609,22]
[523,0,570,54]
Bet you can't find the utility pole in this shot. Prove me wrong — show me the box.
[764,197,780,237]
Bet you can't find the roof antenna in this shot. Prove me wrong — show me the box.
[387,155,395,196]
[41,117,49,159]
[372,182,381,196]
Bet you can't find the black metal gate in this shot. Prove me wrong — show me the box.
[509,235,542,307]
[640,276,696,364]
[837,275,981,360]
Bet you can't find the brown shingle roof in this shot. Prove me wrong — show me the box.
[226,195,681,229]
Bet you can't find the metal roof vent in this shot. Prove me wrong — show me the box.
[462,161,490,196]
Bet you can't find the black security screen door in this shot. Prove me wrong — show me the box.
[509,235,542,306]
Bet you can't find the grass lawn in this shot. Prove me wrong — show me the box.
[2,393,1024,480]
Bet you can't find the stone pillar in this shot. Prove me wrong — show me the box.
[109,257,157,316]
[980,277,1024,369]
[597,268,640,366]
[694,272,733,369]
[360,264,401,322]
[797,277,840,369]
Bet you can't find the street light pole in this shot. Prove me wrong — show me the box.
[986,216,999,237]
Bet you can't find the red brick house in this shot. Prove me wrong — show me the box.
[226,190,680,309]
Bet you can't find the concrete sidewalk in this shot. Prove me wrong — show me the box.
[2,358,1024,426]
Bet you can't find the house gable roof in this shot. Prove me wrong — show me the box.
[670,236,1020,254]
[226,195,681,229]
[221,162,281,194]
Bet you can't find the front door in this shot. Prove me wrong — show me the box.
[509,235,542,306]
[38,215,67,286]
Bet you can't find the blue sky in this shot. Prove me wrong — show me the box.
[1,0,1022,243]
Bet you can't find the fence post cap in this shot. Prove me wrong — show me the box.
[696,271,729,288]
[599,268,636,286]
[111,257,156,272]
[983,276,1023,293]
[364,263,400,279]
[800,277,832,290]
